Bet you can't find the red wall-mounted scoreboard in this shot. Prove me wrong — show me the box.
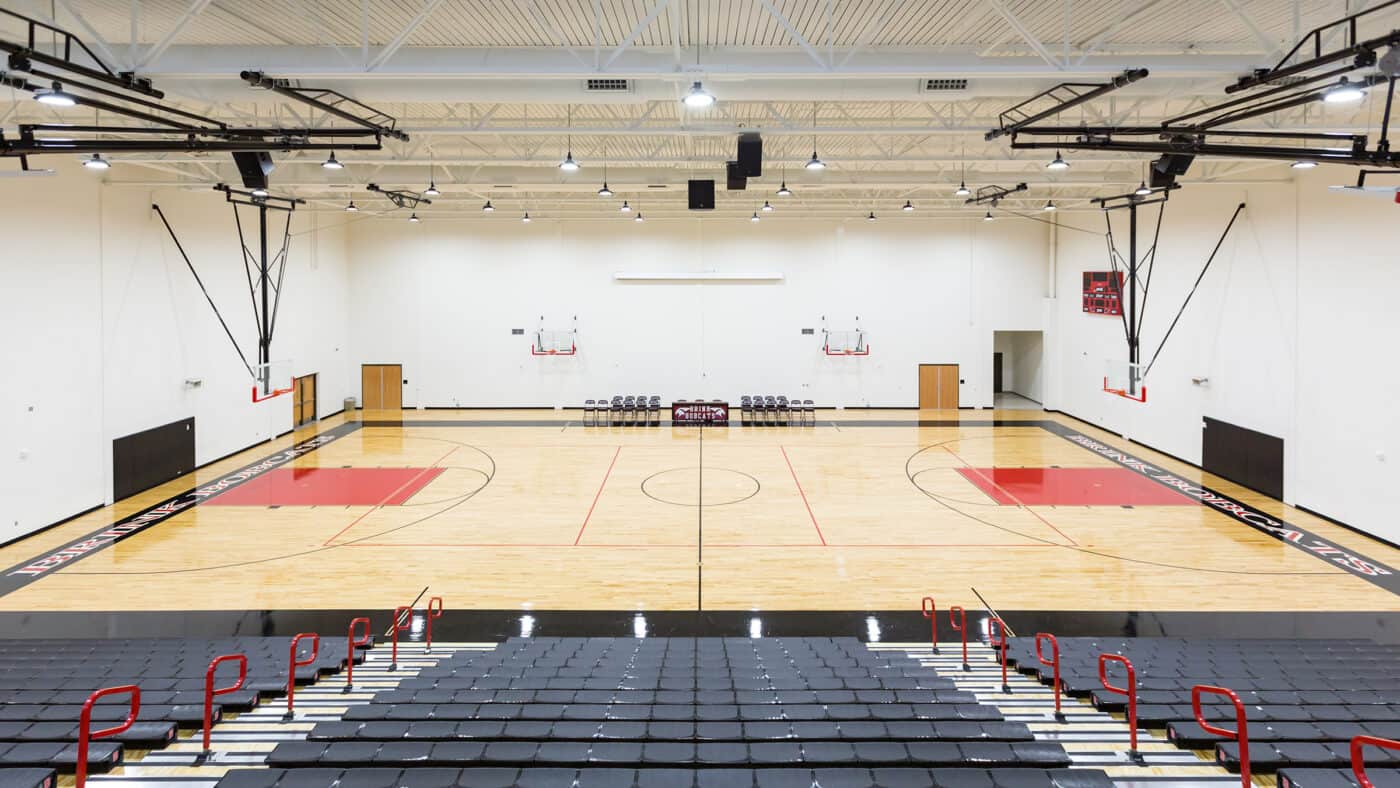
[1082,271,1125,316]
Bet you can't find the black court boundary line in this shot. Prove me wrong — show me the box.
[367,416,1400,594]
[0,421,363,597]
[1,609,1398,642]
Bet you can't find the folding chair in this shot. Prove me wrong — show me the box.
[776,396,790,426]
[803,399,815,426]
[648,396,661,426]
[583,399,596,427]
[739,396,752,426]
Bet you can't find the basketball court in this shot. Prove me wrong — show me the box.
[1,2,1400,787]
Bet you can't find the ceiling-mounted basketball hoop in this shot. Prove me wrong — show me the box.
[251,360,294,403]
[532,315,578,356]
[821,316,869,356]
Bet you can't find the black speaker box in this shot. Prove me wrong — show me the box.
[1150,153,1194,189]
[232,151,274,189]
[726,161,747,191]
[738,132,763,177]
[688,179,715,210]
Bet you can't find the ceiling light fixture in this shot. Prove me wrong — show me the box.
[322,151,343,170]
[82,153,110,170]
[683,81,715,108]
[634,211,644,222]
[983,211,995,221]
[34,84,76,107]
[805,149,825,170]
[750,211,760,222]
[1324,77,1366,103]
[776,181,792,196]
[1046,150,1070,170]
[867,211,876,222]
[597,183,613,197]
[408,212,420,223]
[902,200,914,211]
[955,181,970,197]
[620,200,631,213]
[762,200,773,212]
[1291,159,1318,169]
[1043,199,1057,211]
[345,200,358,212]
[522,212,531,223]
[1134,181,1152,196]
[559,105,580,171]
[424,181,440,196]
[251,187,269,198]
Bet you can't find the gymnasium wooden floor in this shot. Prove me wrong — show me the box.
[3,407,1398,615]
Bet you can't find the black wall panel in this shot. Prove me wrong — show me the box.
[112,418,196,501]
[1202,416,1284,500]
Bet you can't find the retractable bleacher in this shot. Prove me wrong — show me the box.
[230,636,1112,788]
[1005,636,1400,777]
[0,636,357,781]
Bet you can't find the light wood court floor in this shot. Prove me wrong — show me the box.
[2,408,1398,613]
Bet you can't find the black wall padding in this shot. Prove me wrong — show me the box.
[1202,416,1284,500]
[112,418,196,501]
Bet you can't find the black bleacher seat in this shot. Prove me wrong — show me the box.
[1279,768,1400,788]
[0,767,56,788]
[0,636,357,774]
[268,636,1074,784]
[1004,636,1400,774]
[224,767,1115,788]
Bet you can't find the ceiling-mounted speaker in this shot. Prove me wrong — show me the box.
[688,179,715,210]
[726,161,747,190]
[737,132,763,177]
[1150,152,1194,189]
[231,151,274,190]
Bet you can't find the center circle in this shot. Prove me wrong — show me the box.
[640,467,761,507]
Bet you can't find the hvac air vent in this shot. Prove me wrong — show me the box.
[586,78,632,92]
[922,78,969,91]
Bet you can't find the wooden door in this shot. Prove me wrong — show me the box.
[292,373,317,427]
[361,364,403,410]
[918,364,960,409]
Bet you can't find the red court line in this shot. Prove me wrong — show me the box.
[574,446,622,546]
[780,446,827,546]
[940,446,1079,546]
[320,447,459,546]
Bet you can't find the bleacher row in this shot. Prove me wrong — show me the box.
[224,637,1110,788]
[1004,636,1400,787]
[0,637,359,788]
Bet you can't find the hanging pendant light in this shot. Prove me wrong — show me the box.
[482,200,495,212]
[983,211,995,221]
[902,200,914,211]
[867,211,876,222]
[683,81,715,108]
[762,200,773,212]
[34,83,76,106]
[1134,181,1152,196]
[322,151,343,170]
[408,212,421,223]
[1046,150,1070,170]
[82,153,110,170]
[522,212,531,223]
[955,181,970,197]
[1043,200,1057,212]
[620,200,632,213]
[345,200,358,212]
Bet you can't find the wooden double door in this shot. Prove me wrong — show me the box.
[918,364,960,409]
[361,364,403,410]
[292,374,317,427]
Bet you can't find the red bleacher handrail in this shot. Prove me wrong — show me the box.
[201,654,247,754]
[987,617,1010,693]
[920,596,939,653]
[1192,684,1250,788]
[284,633,320,719]
[76,685,140,788]
[390,605,412,669]
[949,606,969,670]
[426,597,444,652]
[1035,633,1064,720]
[345,617,372,691]
[1351,735,1400,788]
[1099,654,1141,760]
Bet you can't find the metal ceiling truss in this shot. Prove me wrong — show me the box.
[989,1,1400,171]
[367,183,434,209]
[0,10,402,167]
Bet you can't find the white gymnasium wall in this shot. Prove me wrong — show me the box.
[345,215,1048,408]
[0,167,352,544]
[1046,170,1399,545]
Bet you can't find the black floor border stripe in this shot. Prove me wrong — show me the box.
[0,422,363,597]
[1,609,1398,642]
